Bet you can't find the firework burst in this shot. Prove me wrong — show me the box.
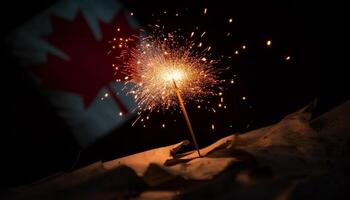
[124,32,221,113]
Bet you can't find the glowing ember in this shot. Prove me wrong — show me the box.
[266,40,272,46]
[190,32,195,37]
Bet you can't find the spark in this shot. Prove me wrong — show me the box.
[229,18,233,23]
[162,123,166,128]
[131,115,142,127]
[242,45,246,49]
[286,56,291,60]
[242,96,246,100]
[130,12,134,16]
[204,8,207,14]
[119,112,123,116]
[235,50,239,55]
[201,31,206,37]
[266,40,272,46]
[104,93,109,97]
[211,124,215,130]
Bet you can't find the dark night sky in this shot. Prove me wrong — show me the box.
[102,0,348,154]
[1,0,349,188]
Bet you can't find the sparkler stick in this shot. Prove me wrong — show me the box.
[173,79,202,157]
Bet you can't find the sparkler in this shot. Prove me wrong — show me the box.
[109,8,286,159]
[120,32,220,157]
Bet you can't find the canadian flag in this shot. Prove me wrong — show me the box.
[6,0,139,147]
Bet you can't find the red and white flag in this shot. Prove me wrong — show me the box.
[6,0,139,147]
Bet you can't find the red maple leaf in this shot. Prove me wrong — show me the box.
[31,12,138,111]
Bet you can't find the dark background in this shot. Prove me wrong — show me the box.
[1,0,348,189]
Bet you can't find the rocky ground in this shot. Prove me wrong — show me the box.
[4,100,350,200]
